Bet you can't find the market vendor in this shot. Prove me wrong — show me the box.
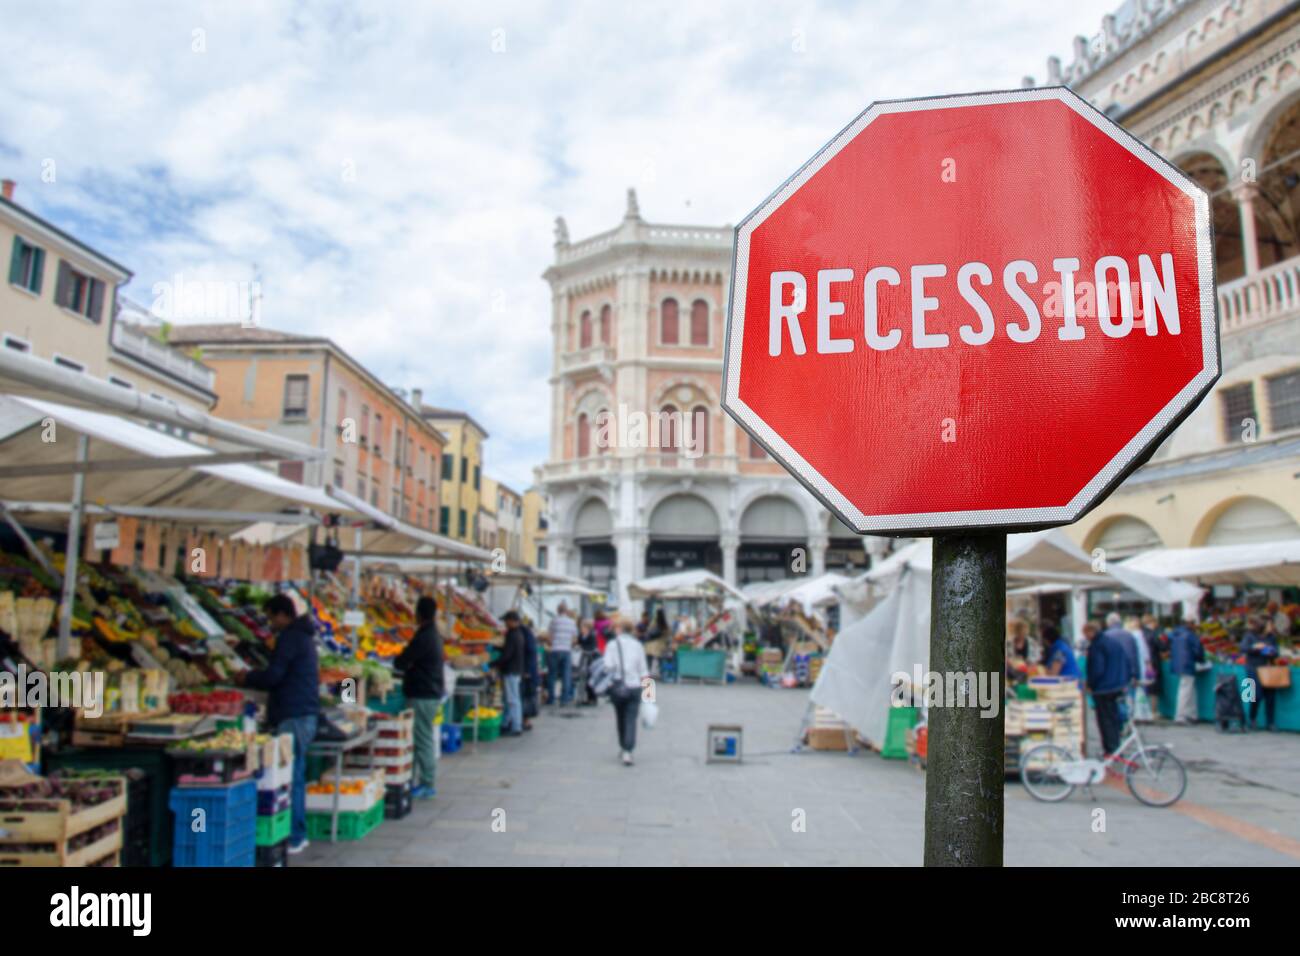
[1041,623,1081,680]
[394,596,444,799]
[239,593,320,855]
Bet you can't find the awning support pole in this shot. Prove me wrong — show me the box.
[924,531,1006,867]
[0,502,60,585]
[349,525,362,657]
[56,435,89,660]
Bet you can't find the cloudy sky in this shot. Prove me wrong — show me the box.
[0,0,1118,488]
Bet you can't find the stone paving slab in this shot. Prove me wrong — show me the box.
[296,681,1300,867]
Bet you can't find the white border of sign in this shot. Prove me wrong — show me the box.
[722,87,1219,536]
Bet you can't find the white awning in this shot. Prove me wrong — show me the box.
[845,529,1200,605]
[626,569,747,602]
[1123,540,1300,587]
[0,395,349,529]
[0,348,324,461]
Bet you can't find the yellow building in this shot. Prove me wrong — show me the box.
[421,405,489,545]
[521,486,550,569]
[492,480,524,563]
[1,180,217,416]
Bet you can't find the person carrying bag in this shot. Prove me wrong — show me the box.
[601,617,649,766]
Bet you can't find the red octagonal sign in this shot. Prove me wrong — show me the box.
[723,88,1219,536]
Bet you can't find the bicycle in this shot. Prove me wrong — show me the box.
[1019,719,1187,807]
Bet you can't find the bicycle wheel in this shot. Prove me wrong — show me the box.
[1126,746,1187,807]
[1019,744,1076,802]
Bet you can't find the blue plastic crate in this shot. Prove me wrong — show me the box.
[440,723,462,754]
[169,780,258,867]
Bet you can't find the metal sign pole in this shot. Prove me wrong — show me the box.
[923,531,1006,867]
[56,435,90,660]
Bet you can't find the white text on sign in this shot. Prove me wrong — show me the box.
[768,254,1181,356]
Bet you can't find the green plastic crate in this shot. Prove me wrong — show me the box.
[305,799,384,842]
[369,688,407,716]
[461,714,502,742]
[256,808,290,846]
[676,649,727,682]
[881,706,919,759]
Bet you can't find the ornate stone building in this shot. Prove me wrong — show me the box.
[538,191,869,605]
[1027,0,1300,558]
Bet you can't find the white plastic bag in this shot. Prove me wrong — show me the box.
[640,698,659,729]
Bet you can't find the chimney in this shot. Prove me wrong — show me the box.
[411,388,423,411]
[1,179,14,201]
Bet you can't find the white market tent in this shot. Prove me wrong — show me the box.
[626,569,748,602]
[1122,540,1300,587]
[813,529,1201,749]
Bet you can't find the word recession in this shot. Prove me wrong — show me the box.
[767,253,1182,356]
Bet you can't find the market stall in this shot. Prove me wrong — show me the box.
[627,570,750,682]
[810,529,1200,760]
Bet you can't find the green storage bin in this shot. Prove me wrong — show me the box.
[369,688,407,716]
[256,808,291,846]
[881,706,919,759]
[1014,684,1038,701]
[461,714,502,742]
[676,648,727,682]
[306,799,384,842]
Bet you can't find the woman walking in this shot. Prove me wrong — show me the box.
[603,617,649,766]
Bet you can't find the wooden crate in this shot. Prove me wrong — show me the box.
[0,776,127,867]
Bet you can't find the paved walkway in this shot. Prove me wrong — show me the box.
[297,681,1300,866]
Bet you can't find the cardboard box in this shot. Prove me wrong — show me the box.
[807,727,850,751]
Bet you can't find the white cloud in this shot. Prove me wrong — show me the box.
[0,0,1118,487]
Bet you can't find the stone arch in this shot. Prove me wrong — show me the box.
[570,494,614,538]
[1175,150,1244,281]
[1192,495,1300,546]
[569,383,613,423]
[1083,514,1164,558]
[652,376,719,409]
[647,491,722,537]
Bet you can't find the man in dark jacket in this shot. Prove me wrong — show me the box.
[496,611,526,736]
[1086,620,1134,756]
[1168,617,1205,725]
[242,593,320,853]
[395,596,444,798]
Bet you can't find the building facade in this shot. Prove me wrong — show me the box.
[421,407,488,547]
[2,182,217,416]
[492,479,524,563]
[538,191,871,606]
[1025,0,1300,556]
[167,324,446,526]
[521,486,549,569]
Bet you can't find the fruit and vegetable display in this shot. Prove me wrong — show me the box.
[461,706,501,722]
[0,771,124,812]
[168,689,246,715]
[169,728,265,753]
[307,779,369,796]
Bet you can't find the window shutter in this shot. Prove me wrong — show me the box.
[7,237,21,286]
[31,248,44,294]
[55,260,73,308]
[87,279,105,323]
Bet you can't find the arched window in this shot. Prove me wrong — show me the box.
[577,413,590,458]
[595,408,610,454]
[691,405,709,454]
[599,304,612,346]
[579,310,593,349]
[748,435,766,459]
[690,299,709,345]
[660,299,679,345]
[659,404,679,449]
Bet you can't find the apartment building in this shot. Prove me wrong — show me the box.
[421,406,488,546]
[167,324,445,526]
[522,486,549,569]
[1,181,217,416]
